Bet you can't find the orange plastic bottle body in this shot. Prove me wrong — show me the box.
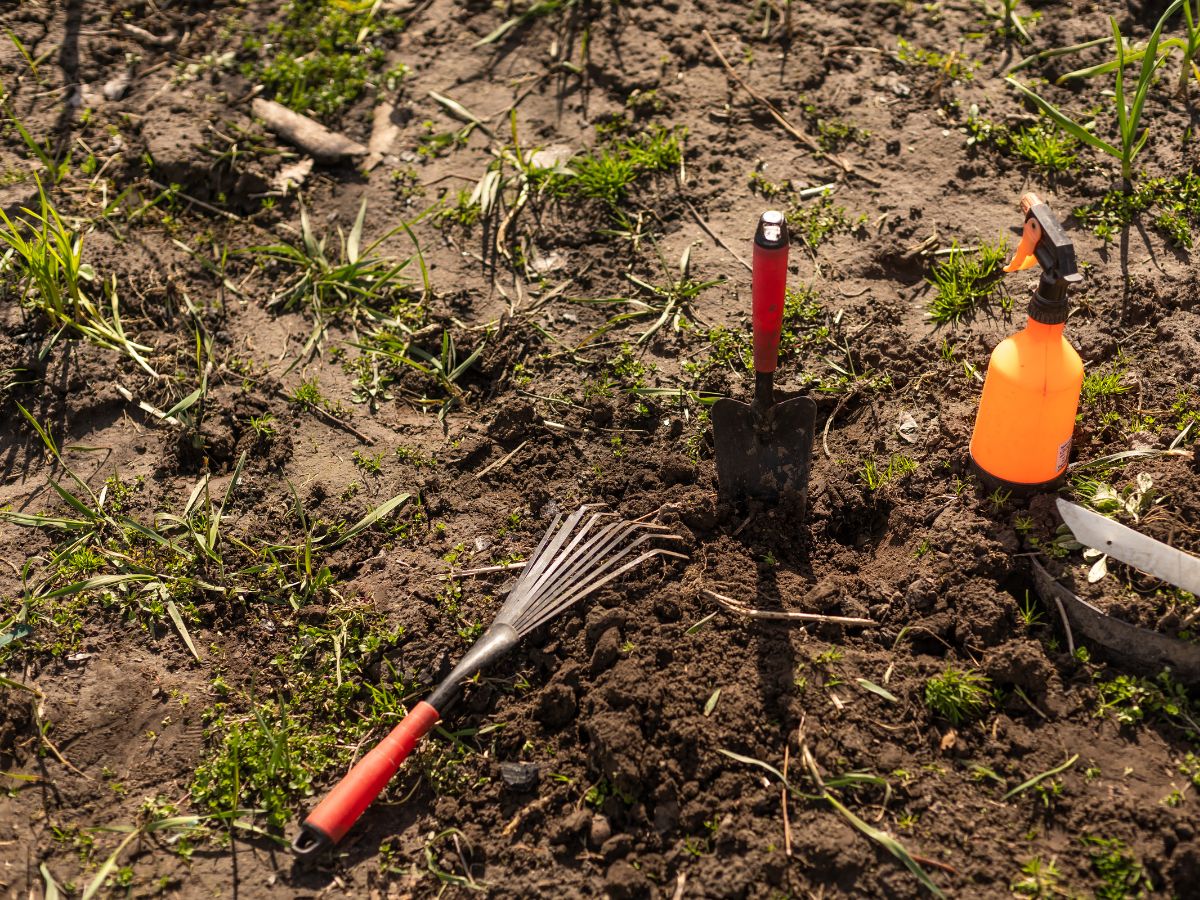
[969,319,1083,488]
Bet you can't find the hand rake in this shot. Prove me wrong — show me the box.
[291,505,686,857]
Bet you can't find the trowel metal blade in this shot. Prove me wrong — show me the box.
[1057,498,1200,596]
[712,395,817,506]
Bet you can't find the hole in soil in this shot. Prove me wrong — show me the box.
[1000,570,1039,614]
[828,500,892,548]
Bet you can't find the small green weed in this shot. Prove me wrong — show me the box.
[859,455,917,491]
[897,38,978,82]
[243,0,406,122]
[1094,670,1200,733]
[926,239,1009,325]
[1074,171,1200,246]
[964,107,1078,175]
[924,667,991,725]
[786,191,865,253]
[1082,836,1150,900]
[1011,856,1064,898]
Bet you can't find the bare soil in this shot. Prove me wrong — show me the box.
[2,1,1200,898]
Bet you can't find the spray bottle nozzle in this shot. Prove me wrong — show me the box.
[1003,192,1080,324]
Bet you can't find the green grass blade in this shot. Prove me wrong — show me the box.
[16,401,59,458]
[331,492,411,548]
[166,600,201,661]
[38,573,157,600]
[0,673,41,694]
[716,748,823,800]
[1128,1,1180,133]
[825,794,945,898]
[81,830,140,900]
[1004,754,1079,800]
[1111,18,1129,142]
[1005,77,1121,158]
[347,196,367,264]
[162,386,204,419]
[0,623,33,651]
[856,678,899,702]
[40,863,63,900]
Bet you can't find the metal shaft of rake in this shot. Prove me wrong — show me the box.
[293,506,685,858]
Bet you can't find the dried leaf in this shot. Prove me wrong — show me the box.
[703,688,721,717]
[365,101,400,171]
[274,157,313,193]
[1087,554,1109,583]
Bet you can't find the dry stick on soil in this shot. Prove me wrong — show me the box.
[701,29,880,187]
[146,179,245,224]
[704,589,877,627]
[681,193,751,272]
[782,731,794,857]
[251,97,367,163]
[475,440,529,479]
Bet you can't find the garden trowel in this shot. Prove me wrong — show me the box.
[1057,498,1200,596]
[712,211,816,511]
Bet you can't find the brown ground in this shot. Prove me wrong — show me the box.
[2,0,1200,898]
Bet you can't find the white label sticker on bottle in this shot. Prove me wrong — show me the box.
[1055,437,1072,472]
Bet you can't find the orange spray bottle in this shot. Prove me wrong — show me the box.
[969,192,1083,492]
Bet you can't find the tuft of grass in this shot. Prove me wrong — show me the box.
[556,126,684,209]
[1082,367,1129,405]
[191,608,409,830]
[1082,836,1150,900]
[248,199,420,370]
[1074,171,1200,246]
[926,239,1008,325]
[964,107,1078,175]
[785,191,865,253]
[241,0,406,122]
[924,667,991,725]
[859,455,917,491]
[0,181,156,374]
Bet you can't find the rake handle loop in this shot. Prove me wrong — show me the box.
[293,700,441,856]
[752,211,790,374]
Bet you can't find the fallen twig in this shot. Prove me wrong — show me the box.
[476,440,529,479]
[251,97,367,162]
[704,589,877,627]
[682,194,751,272]
[702,29,879,186]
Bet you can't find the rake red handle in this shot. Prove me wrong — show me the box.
[293,700,441,855]
[752,211,790,374]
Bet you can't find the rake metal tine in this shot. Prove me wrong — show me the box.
[503,511,616,618]
[530,519,658,606]
[515,528,684,633]
[517,546,688,635]
[512,517,647,627]
[498,506,596,622]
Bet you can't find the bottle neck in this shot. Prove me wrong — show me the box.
[1024,316,1065,339]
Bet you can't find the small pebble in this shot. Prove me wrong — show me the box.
[499,761,539,792]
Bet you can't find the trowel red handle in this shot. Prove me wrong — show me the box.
[752,211,790,373]
[292,700,441,856]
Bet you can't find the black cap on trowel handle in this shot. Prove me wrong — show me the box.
[1004,192,1082,325]
[754,210,788,251]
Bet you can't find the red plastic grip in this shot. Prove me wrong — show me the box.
[302,700,441,844]
[752,241,789,373]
